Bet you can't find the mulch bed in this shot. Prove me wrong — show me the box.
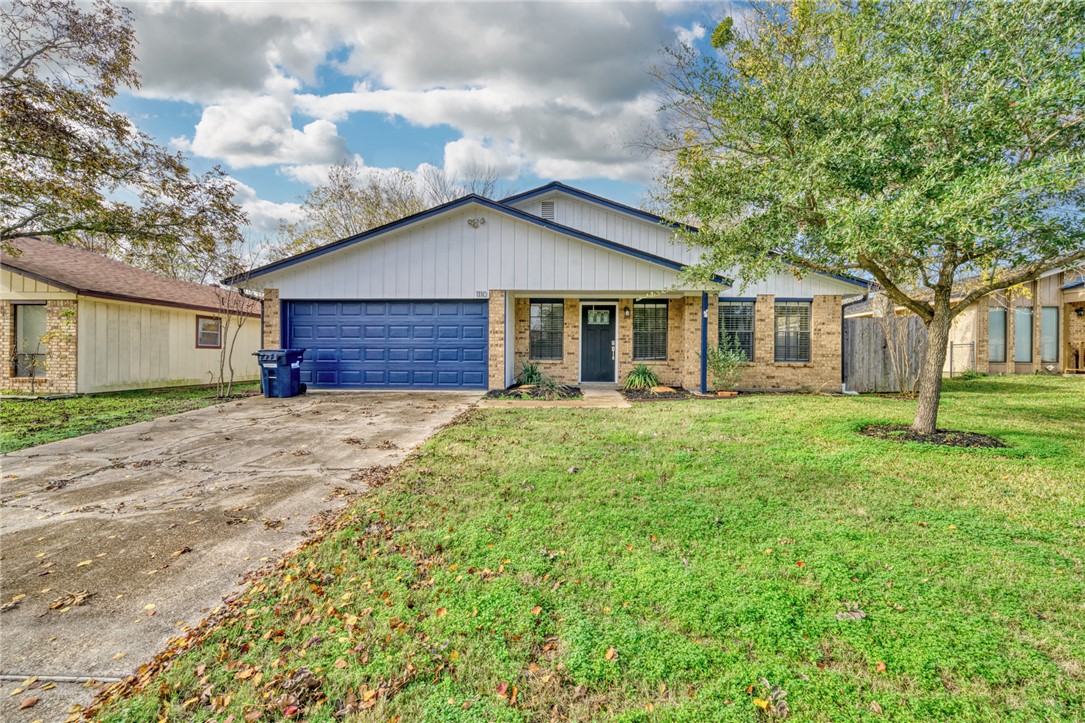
[859,424,1007,449]
[620,387,693,401]
[484,384,582,400]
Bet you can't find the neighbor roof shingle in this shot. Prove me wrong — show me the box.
[1,237,259,315]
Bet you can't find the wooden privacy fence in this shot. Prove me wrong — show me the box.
[843,317,928,393]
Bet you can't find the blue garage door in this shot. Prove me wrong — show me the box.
[285,300,488,389]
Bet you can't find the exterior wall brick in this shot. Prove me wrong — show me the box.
[1067,301,1085,371]
[732,294,843,391]
[487,290,506,389]
[513,297,580,383]
[1,299,78,394]
[262,288,281,348]
[506,293,844,391]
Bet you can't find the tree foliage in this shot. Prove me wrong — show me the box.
[1,0,246,280]
[275,161,427,259]
[654,0,1085,432]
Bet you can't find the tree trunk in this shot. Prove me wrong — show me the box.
[912,303,953,435]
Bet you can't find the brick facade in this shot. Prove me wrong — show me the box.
[502,293,842,391]
[735,294,843,391]
[0,299,78,394]
[262,288,281,348]
[487,290,506,388]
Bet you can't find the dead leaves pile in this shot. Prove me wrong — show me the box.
[48,589,94,612]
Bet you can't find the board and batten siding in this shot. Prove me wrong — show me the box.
[1,269,76,300]
[507,195,865,298]
[76,298,260,393]
[264,206,687,300]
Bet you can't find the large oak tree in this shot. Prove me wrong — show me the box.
[654,0,1084,434]
[1,0,246,280]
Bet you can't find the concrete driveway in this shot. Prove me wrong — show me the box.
[0,391,478,721]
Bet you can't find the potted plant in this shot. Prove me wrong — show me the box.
[704,338,747,396]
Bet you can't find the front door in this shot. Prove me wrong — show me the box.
[581,304,616,382]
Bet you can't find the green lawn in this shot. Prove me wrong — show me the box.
[97,376,1084,722]
[0,383,259,454]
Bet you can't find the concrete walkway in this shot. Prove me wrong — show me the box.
[0,392,478,722]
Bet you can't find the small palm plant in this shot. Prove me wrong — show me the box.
[623,363,660,391]
[518,361,542,386]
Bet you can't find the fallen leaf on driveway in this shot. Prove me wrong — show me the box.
[76,560,92,567]
[20,697,40,709]
[112,652,126,660]
[48,590,93,610]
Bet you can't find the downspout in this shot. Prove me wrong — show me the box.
[700,292,708,394]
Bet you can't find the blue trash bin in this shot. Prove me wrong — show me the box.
[254,349,307,397]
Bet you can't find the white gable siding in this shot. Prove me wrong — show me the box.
[508,194,703,265]
[507,193,865,297]
[1,269,76,300]
[261,206,687,299]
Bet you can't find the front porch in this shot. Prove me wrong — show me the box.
[486,291,846,392]
[488,292,712,391]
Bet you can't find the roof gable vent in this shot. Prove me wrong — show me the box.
[540,200,555,220]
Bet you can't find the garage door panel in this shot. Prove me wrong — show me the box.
[286,300,488,389]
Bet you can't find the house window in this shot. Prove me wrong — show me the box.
[196,316,222,349]
[633,301,668,360]
[13,303,47,377]
[529,302,563,360]
[1013,307,1032,363]
[988,307,1007,363]
[774,301,811,362]
[1040,307,1059,363]
[719,301,755,360]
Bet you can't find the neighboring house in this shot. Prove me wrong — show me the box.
[1,237,261,394]
[844,268,1085,375]
[229,182,870,392]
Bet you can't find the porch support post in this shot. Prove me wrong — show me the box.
[700,291,708,394]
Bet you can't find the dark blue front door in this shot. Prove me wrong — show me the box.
[285,300,488,389]
[581,304,616,382]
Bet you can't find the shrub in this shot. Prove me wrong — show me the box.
[704,337,747,390]
[518,361,542,386]
[624,364,660,390]
[535,375,561,400]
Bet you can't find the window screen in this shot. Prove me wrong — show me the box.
[633,301,668,360]
[13,304,47,377]
[196,316,222,349]
[1014,307,1032,362]
[719,301,755,360]
[988,307,1007,362]
[529,302,563,360]
[1040,306,1058,363]
[774,301,811,362]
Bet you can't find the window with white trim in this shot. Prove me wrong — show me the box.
[529,302,563,359]
[13,303,47,377]
[196,316,222,349]
[633,301,668,360]
[774,301,811,362]
[719,301,754,360]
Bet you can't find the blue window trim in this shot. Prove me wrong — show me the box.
[227,194,731,287]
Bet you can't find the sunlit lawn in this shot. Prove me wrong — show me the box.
[98,376,1085,722]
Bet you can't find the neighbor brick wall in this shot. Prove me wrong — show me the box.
[487,290,505,389]
[262,288,280,348]
[733,294,843,391]
[0,299,78,394]
[1067,301,1085,371]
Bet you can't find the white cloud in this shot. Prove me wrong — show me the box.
[231,179,303,233]
[184,93,348,168]
[126,1,742,182]
[675,21,706,47]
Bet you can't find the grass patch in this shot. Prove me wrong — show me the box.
[0,383,259,454]
[96,376,1085,721]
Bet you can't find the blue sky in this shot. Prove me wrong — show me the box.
[116,1,738,233]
